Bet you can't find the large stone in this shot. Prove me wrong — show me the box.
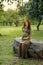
[28,40,43,59]
[12,37,43,59]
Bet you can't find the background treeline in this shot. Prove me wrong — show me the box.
[0,9,43,26]
[0,0,43,29]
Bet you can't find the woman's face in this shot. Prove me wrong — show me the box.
[25,21,28,28]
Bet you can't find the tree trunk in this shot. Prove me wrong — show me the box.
[37,18,42,31]
[6,22,8,26]
[0,33,2,36]
[3,21,5,26]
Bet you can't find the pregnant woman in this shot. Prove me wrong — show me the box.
[18,19,31,58]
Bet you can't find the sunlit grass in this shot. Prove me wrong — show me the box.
[0,25,43,65]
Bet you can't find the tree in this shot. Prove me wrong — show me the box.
[29,0,43,31]
[19,0,43,30]
[0,2,3,17]
[0,1,4,25]
[14,19,19,27]
[0,0,43,29]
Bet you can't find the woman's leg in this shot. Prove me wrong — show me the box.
[22,40,30,58]
[22,43,26,58]
[18,44,22,57]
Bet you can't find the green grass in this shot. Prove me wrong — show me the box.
[0,25,43,65]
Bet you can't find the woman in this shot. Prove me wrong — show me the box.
[22,19,31,40]
[18,19,31,58]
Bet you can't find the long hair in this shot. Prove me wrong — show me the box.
[23,19,31,30]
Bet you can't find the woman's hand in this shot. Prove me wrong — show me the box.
[22,36,30,40]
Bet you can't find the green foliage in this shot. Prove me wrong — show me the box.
[0,2,4,19]
[0,0,43,26]
[29,0,43,19]
[0,9,20,26]
[28,0,43,30]
[19,0,43,30]
[19,0,43,19]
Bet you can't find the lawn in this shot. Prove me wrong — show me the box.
[0,25,43,65]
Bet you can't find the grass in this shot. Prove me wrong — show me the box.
[0,25,43,65]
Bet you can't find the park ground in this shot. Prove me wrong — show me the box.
[0,25,43,65]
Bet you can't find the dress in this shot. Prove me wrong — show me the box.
[18,27,31,58]
[22,27,31,58]
[22,27,30,43]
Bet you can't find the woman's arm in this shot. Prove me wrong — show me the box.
[28,28,31,35]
